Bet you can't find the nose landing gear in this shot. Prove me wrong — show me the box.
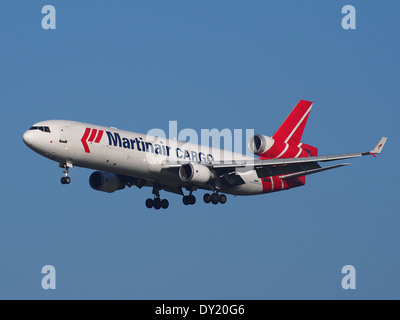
[60,163,72,185]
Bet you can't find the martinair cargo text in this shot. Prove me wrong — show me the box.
[23,100,387,210]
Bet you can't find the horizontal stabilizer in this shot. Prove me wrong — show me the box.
[280,163,351,180]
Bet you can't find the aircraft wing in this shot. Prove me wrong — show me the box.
[213,137,387,168]
[163,137,387,180]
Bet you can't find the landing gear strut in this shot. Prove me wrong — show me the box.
[145,186,169,210]
[203,193,227,205]
[60,163,71,185]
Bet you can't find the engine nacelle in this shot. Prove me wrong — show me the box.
[248,135,275,156]
[249,134,317,159]
[89,171,125,193]
[179,163,213,185]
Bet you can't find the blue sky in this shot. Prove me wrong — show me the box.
[1,1,399,299]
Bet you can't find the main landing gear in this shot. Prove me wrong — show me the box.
[203,193,227,205]
[182,192,196,206]
[145,197,169,210]
[145,188,228,209]
[60,163,71,185]
[145,186,169,210]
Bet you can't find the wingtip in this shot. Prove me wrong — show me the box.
[370,137,388,155]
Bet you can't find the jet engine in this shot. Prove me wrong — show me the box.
[89,171,125,193]
[249,134,318,159]
[248,134,275,156]
[179,163,213,185]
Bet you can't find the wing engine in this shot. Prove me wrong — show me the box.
[179,163,215,185]
[89,171,126,193]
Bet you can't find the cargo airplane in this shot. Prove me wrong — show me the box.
[22,100,387,210]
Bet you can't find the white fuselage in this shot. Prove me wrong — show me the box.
[23,120,265,195]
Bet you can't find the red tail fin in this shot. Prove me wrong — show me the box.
[273,100,313,144]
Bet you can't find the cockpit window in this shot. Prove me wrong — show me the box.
[29,126,51,133]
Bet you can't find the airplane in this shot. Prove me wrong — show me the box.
[22,100,387,210]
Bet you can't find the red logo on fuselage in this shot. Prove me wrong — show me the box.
[81,128,104,153]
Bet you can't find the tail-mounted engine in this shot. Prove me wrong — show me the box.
[248,135,275,156]
[249,134,318,159]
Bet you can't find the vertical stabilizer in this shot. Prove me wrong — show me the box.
[273,100,313,144]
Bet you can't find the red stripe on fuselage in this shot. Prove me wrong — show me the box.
[260,142,309,160]
[94,130,104,143]
[81,128,91,153]
[261,175,306,193]
[261,177,272,193]
[261,176,284,193]
[88,129,98,143]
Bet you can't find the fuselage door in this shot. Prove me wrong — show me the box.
[59,127,67,143]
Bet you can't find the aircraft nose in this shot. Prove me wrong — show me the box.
[23,130,34,147]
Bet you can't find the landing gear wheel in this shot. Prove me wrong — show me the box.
[218,194,227,204]
[154,198,162,210]
[211,193,219,205]
[161,199,169,209]
[182,196,191,206]
[145,198,154,209]
[60,177,71,185]
[203,193,211,204]
[147,185,169,210]
[188,195,196,205]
